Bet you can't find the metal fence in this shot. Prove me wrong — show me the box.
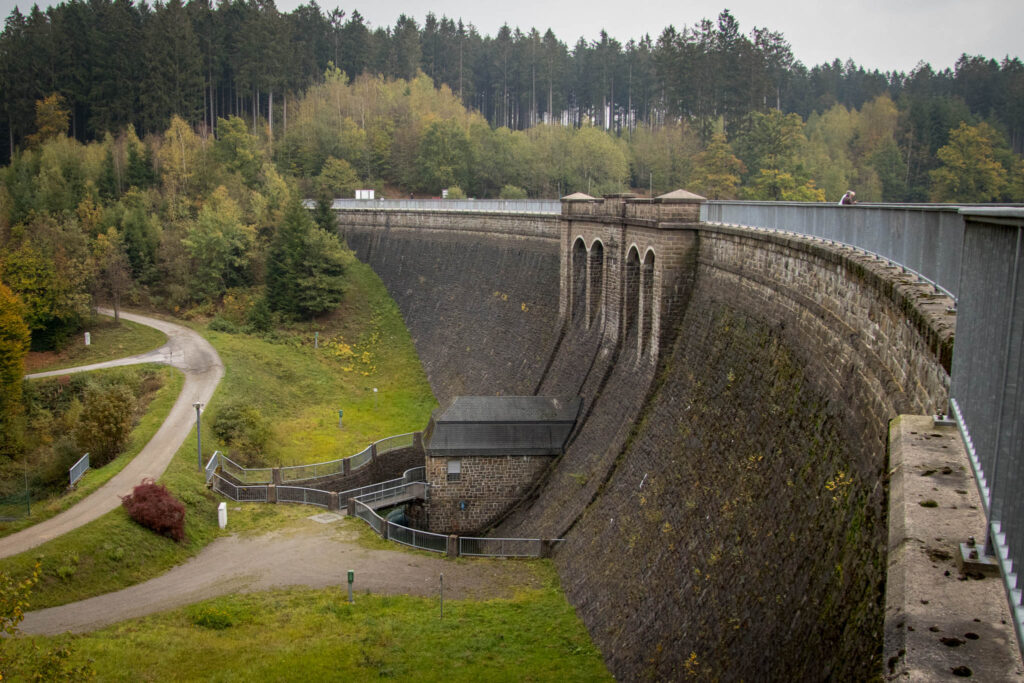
[211,474,269,502]
[69,453,90,487]
[403,466,426,484]
[279,457,345,482]
[351,482,424,508]
[277,486,331,508]
[337,475,406,506]
[218,455,273,484]
[947,208,1024,652]
[348,446,372,471]
[204,451,220,483]
[376,432,416,454]
[702,201,968,300]
[459,536,549,558]
[329,198,561,214]
[386,520,448,553]
[353,500,384,534]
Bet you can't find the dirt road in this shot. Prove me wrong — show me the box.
[0,309,223,559]
[19,516,545,635]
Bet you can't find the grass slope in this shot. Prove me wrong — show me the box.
[23,316,167,374]
[8,567,609,681]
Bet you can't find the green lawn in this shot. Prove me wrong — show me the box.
[205,259,437,466]
[7,569,610,681]
[23,316,167,374]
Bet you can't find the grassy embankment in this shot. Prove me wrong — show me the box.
[8,565,610,681]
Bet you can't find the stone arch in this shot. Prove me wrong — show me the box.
[588,240,605,327]
[624,246,641,355]
[640,248,656,359]
[571,237,587,322]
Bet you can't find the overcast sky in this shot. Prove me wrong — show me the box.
[2,0,1019,74]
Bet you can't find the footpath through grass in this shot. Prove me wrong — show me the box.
[23,316,167,374]
[8,566,610,681]
[0,258,437,609]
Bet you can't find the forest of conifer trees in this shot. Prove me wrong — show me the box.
[1,2,1022,196]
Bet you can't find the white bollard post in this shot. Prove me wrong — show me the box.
[84,332,91,346]
[217,502,227,529]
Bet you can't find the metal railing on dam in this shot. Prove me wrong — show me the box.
[702,200,1024,653]
[701,200,981,300]
[328,198,562,214]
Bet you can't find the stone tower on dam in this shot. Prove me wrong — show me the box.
[337,192,953,680]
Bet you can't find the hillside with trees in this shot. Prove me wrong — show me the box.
[1,3,1022,204]
[0,6,1022,416]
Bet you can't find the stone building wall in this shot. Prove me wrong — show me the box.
[424,455,552,534]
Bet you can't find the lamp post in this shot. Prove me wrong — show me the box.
[194,402,204,471]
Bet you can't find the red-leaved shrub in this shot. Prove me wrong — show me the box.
[121,478,186,542]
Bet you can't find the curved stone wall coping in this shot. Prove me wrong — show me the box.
[698,222,956,374]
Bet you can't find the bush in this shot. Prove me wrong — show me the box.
[189,605,235,630]
[120,478,185,542]
[498,184,528,199]
[211,401,270,463]
[445,185,466,199]
[208,316,238,333]
[245,297,273,334]
[74,384,136,467]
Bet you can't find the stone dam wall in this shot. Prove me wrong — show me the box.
[337,209,953,680]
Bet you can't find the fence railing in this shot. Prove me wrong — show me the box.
[279,457,346,483]
[946,208,1024,654]
[376,433,416,455]
[353,500,384,534]
[702,201,968,300]
[69,453,90,487]
[218,454,273,484]
[459,536,552,558]
[204,451,220,483]
[350,482,426,509]
[277,486,331,508]
[386,520,448,553]
[329,198,561,214]
[211,474,269,503]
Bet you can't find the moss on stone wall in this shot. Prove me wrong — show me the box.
[559,303,885,679]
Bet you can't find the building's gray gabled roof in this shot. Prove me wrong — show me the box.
[424,396,582,457]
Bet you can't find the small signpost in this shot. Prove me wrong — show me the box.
[347,569,355,603]
[338,409,344,428]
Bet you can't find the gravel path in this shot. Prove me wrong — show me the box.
[1,309,224,559]
[19,515,545,635]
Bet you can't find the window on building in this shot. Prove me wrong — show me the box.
[447,459,461,482]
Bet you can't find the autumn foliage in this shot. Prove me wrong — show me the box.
[121,478,186,542]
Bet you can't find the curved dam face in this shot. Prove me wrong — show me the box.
[339,207,951,680]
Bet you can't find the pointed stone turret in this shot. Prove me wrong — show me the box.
[655,189,706,203]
